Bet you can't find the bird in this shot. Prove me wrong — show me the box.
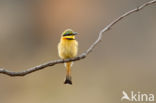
[58,29,78,85]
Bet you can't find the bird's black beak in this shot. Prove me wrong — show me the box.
[73,32,78,35]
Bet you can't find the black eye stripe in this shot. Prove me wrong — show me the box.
[63,33,73,36]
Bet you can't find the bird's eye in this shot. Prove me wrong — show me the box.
[63,33,73,36]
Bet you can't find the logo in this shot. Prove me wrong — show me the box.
[121,91,154,102]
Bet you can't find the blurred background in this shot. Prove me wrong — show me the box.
[0,0,156,103]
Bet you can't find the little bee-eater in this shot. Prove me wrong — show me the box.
[58,29,78,85]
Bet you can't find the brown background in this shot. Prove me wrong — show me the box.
[0,0,156,103]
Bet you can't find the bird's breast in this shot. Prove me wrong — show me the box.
[58,39,78,59]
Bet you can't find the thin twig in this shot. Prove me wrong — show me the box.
[0,0,156,76]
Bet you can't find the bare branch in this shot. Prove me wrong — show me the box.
[0,0,156,76]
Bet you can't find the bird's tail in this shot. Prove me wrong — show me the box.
[64,62,72,85]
